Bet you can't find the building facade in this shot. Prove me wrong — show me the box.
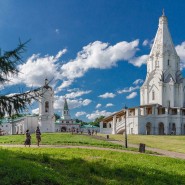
[100,13,185,135]
[55,98,80,132]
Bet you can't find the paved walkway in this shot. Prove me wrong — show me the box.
[1,143,185,160]
[109,140,185,160]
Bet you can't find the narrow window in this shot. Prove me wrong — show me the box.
[45,101,49,112]
[168,59,170,66]
[152,91,155,100]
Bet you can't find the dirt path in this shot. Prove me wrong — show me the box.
[109,140,185,160]
[1,143,185,160]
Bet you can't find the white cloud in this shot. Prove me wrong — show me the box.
[142,40,149,46]
[117,86,140,94]
[32,108,39,114]
[176,42,185,68]
[86,110,113,120]
[129,55,148,67]
[54,95,92,110]
[10,49,67,87]
[75,111,86,117]
[142,38,154,48]
[65,90,91,99]
[133,79,144,85]
[99,92,116,99]
[96,103,102,108]
[59,40,140,88]
[106,103,114,107]
[8,39,147,90]
[126,92,137,99]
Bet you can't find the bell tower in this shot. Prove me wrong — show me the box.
[38,79,55,132]
[140,11,185,107]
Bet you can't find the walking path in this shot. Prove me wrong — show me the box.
[109,140,185,160]
[1,142,185,160]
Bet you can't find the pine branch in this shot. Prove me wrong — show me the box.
[0,40,29,84]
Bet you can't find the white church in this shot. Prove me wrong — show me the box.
[0,79,55,135]
[100,12,185,135]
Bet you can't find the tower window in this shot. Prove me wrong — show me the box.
[152,91,155,100]
[168,59,170,66]
[45,101,49,112]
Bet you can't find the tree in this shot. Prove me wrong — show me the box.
[91,116,105,127]
[75,119,87,126]
[54,113,60,120]
[0,41,44,117]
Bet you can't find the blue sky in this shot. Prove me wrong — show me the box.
[1,0,185,121]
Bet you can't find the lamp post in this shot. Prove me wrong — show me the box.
[124,105,128,148]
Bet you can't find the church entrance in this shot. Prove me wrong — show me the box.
[61,127,67,132]
[146,122,152,135]
[158,122,164,135]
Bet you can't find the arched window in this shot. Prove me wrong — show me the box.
[45,101,49,112]
[152,91,155,100]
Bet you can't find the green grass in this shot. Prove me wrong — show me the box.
[0,133,122,148]
[98,134,185,153]
[0,147,185,185]
[0,133,159,155]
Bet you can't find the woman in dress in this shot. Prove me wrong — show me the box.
[24,129,31,147]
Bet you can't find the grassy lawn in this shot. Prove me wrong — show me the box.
[98,134,185,153]
[0,147,185,185]
[0,133,123,148]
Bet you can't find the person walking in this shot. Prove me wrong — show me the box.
[35,126,41,146]
[24,129,31,147]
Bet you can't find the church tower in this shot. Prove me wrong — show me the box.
[61,98,71,120]
[38,79,55,132]
[140,11,185,107]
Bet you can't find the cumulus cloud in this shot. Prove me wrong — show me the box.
[106,103,114,107]
[99,92,116,98]
[129,55,148,67]
[65,90,91,99]
[8,39,148,90]
[10,49,67,87]
[96,103,102,108]
[126,92,137,99]
[32,108,39,114]
[86,110,113,120]
[117,86,140,94]
[133,79,144,85]
[58,40,140,89]
[176,42,185,68]
[54,95,92,110]
[75,111,86,117]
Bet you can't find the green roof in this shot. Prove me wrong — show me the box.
[81,124,99,128]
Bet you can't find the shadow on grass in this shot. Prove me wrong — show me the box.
[0,148,184,185]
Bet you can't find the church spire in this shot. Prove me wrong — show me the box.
[64,98,69,110]
[150,11,177,56]
[61,98,71,120]
[148,12,179,73]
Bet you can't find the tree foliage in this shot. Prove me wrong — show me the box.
[0,41,44,117]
